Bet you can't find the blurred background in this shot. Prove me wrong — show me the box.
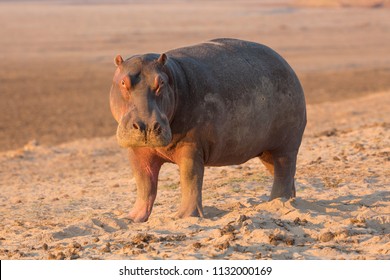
[0,0,389,151]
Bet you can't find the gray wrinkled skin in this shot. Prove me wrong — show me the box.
[110,38,307,222]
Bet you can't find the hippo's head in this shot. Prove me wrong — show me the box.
[110,53,175,148]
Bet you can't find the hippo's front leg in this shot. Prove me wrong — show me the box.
[177,148,205,218]
[128,148,163,222]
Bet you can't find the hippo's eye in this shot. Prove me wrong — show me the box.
[121,80,125,86]
[154,75,165,96]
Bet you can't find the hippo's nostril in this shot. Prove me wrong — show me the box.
[152,122,162,135]
[132,121,146,132]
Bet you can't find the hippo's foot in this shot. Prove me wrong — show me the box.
[269,150,298,200]
[127,200,153,223]
[269,180,296,201]
[176,203,204,219]
[269,189,296,201]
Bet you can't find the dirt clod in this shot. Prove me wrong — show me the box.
[56,252,66,260]
[285,237,295,246]
[71,242,82,249]
[193,242,202,249]
[294,217,308,226]
[319,232,335,242]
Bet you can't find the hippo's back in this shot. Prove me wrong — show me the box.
[167,38,304,105]
[167,38,306,165]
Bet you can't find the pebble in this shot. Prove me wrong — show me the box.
[193,242,202,249]
[56,252,66,260]
[319,232,335,242]
[70,253,80,260]
[48,253,56,260]
[237,214,249,224]
[71,242,82,249]
[101,245,111,253]
[285,237,295,246]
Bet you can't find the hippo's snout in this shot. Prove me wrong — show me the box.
[132,120,163,136]
[116,117,172,148]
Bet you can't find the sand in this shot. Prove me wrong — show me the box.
[0,91,389,260]
[0,0,389,260]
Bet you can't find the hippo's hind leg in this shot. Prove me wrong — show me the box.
[262,149,298,200]
[177,147,205,219]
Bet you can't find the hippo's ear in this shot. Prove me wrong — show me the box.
[157,53,167,65]
[114,55,124,67]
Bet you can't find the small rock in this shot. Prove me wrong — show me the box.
[158,234,186,242]
[268,233,283,246]
[132,233,155,244]
[48,253,56,260]
[350,217,366,224]
[56,252,66,260]
[70,253,80,260]
[221,224,235,235]
[215,241,230,250]
[274,219,284,227]
[93,237,100,243]
[285,237,295,246]
[193,242,202,249]
[237,214,249,224]
[294,217,308,226]
[42,243,49,251]
[101,246,111,253]
[270,240,278,246]
[233,244,247,253]
[319,232,335,242]
[111,183,120,188]
[71,242,82,249]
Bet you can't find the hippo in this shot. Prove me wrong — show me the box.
[110,38,306,222]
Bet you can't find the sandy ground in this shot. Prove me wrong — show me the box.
[0,0,389,260]
[0,91,389,260]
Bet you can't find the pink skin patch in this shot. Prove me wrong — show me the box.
[127,148,162,222]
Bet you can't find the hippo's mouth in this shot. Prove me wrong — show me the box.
[116,124,172,148]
